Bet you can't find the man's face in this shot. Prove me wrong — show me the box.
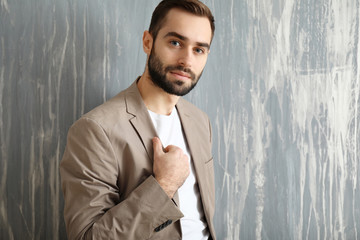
[147,8,212,96]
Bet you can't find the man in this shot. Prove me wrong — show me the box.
[60,0,216,239]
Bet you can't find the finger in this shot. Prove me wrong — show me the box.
[152,137,164,156]
[164,145,178,153]
[165,144,181,150]
[164,145,171,152]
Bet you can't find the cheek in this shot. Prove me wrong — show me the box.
[155,45,174,60]
[195,58,208,72]
[163,52,178,65]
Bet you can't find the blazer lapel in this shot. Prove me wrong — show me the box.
[176,99,208,201]
[176,98,216,237]
[125,81,157,162]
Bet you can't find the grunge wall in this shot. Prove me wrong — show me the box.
[1,0,359,239]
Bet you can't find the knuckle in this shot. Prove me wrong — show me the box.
[174,148,183,155]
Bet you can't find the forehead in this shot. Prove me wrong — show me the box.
[158,8,212,45]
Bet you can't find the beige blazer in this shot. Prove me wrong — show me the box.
[60,80,216,240]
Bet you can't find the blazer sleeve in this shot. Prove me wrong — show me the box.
[60,117,183,240]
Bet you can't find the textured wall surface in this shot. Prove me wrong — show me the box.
[1,0,359,239]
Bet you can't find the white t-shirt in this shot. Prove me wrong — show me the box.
[148,107,209,240]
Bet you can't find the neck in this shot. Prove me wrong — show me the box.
[137,73,180,115]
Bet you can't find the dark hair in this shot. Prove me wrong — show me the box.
[149,0,215,42]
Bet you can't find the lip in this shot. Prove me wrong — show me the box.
[170,70,191,80]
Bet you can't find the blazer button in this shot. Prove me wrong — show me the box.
[154,224,165,232]
[154,219,173,232]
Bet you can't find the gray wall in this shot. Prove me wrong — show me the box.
[1,0,359,239]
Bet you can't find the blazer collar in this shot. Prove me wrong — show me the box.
[125,79,157,162]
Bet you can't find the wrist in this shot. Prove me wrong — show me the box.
[155,177,176,198]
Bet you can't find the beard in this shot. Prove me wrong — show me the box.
[147,48,203,96]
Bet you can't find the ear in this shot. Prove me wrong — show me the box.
[142,30,153,55]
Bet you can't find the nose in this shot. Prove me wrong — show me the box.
[178,47,193,67]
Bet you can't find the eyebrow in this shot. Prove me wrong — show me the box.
[164,31,210,50]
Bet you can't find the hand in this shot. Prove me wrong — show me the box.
[152,137,190,198]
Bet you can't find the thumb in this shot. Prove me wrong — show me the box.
[152,137,164,156]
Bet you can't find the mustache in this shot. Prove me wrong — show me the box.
[164,65,196,80]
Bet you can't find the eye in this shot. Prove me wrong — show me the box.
[195,48,205,54]
[170,40,180,47]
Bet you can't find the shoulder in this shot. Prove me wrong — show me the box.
[176,97,212,141]
[71,83,137,134]
[82,89,128,126]
[177,97,210,123]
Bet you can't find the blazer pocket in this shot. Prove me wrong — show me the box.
[205,156,213,164]
[205,157,214,181]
